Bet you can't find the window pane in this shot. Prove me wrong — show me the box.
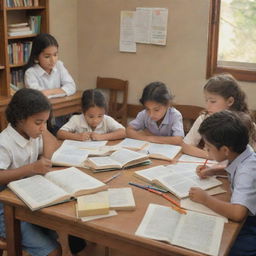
[218,0,256,65]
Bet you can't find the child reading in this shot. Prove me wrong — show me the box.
[24,33,77,135]
[127,81,184,144]
[57,89,126,141]
[189,110,256,256]
[0,88,85,256]
[182,73,254,158]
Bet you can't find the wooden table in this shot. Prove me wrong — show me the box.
[0,160,241,256]
[0,91,82,131]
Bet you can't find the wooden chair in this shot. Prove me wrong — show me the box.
[0,238,7,256]
[96,76,128,126]
[174,104,204,134]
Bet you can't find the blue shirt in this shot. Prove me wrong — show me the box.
[129,107,184,137]
[226,145,256,215]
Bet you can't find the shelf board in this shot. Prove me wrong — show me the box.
[0,66,5,70]
[6,6,45,11]
[10,63,25,68]
[8,33,37,40]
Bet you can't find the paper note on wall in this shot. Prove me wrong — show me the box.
[119,11,136,53]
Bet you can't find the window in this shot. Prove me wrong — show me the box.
[207,0,256,81]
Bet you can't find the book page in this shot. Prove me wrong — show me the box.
[178,154,217,165]
[180,198,228,221]
[63,140,107,149]
[148,143,181,160]
[52,144,88,167]
[87,156,121,168]
[135,204,180,242]
[134,165,173,183]
[111,148,147,166]
[108,187,135,210]
[117,138,148,150]
[172,210,225,256]
[8,175,69,211]
[45,167,106,196]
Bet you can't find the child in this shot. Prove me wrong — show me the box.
[24,33,76,98]
[189,110,256,256]
[0,88,85,256]
[57,89,126,141]
[24,33,77,135]
[126,81,184,145]
[182,73,251,158]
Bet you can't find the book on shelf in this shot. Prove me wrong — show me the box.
[8,30,33,37]
[84,148,150,172]
[135,203,225,256]
[116,138,149,151]
[76,187,136,217]
[134,162,222,199]
[29,16,41,34]
[147,143,181,161]
[7,167,107,211]
[6,0,37,7]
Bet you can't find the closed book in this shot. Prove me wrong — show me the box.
[76,191,109,217]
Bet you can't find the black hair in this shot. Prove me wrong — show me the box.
[204,73,249,113]
[198,110,249,153]
[6,88,51,127]
[81,89,107,112]
[139,81,173,106]
[24,33,59,71]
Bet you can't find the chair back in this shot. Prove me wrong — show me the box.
[96,76,128,126]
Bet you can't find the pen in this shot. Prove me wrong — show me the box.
[104,172,121,183]
[146,185,167,193]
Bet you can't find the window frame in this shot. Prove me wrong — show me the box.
[206,0,256,82]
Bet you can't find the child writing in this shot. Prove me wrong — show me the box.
[182,73,252,158]
[126,81,184,145]
[0,88,86,256]
[57,89,126,141]
[189,110,256,256]
[24,33,76,98]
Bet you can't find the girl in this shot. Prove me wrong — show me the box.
[24,33,77,135]
[182,73,253,158]
[24,33,76,98]
[0,88,85,256]
[126,81,184,145]
[57,89,126,141]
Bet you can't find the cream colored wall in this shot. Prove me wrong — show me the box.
[50,0,256,109]
[49,0,78,82]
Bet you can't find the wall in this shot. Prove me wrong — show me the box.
[49,0,78,81]
[50,0,256,109]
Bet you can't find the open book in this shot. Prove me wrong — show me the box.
[134,162,222,199]
[135,204,225,256]
[147,143,181,161]
[51,140,111,167]
[116,138,149,151]
[85,148,150,172]
[7,167,107,211]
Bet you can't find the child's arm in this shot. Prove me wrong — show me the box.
[189,187,248,222]
[127,126,182,145]
[91,128,126,141]
[42,129,60,158]
[41,88,66,97]
[56,129,91,141]
[0,157,52,186]
[182,142,209,159]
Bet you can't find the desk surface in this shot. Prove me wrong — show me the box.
[0,158,240,256]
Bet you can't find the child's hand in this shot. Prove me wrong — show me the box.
[196,165,209,179]
[32,157,52,174]
[91,132,104,141]
[76,132,91,141]
[189,187,208,204]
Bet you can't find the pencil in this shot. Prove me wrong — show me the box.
[203,158,208,167]
[104,172,121,183]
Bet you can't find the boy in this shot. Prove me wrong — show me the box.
[188,110,256,256]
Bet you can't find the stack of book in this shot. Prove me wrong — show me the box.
[8,22,33,37]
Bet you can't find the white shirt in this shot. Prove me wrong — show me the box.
[60,114,125,133]
[0,124,43,170]
[24,60,76,96]
[183,114,207,146]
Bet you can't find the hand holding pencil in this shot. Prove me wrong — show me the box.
[196,159,209,179]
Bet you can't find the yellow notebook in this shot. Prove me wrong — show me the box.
[76,191,109,217]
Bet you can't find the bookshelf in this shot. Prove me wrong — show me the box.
[0,0,49,97]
